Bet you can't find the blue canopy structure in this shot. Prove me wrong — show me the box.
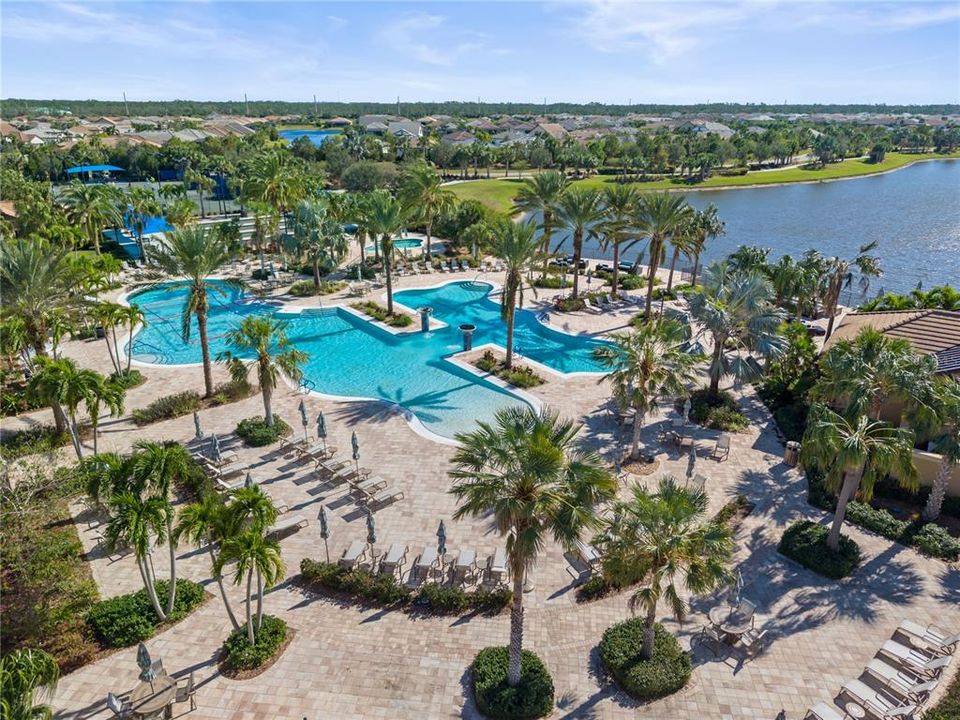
[65,164,125,174]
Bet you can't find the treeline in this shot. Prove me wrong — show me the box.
[3,99,959,120]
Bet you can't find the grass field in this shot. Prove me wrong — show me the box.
[449,152,960,214]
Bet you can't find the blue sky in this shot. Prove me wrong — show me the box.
[2,1,958,104]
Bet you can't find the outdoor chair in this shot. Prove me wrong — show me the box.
[805,703,845,720]
[174,672,196,711]
[316,458,348,476]
[689,474,708,494]
[699,623,726,657]
[266,514,308,540]
[576,540,601,569]
[864,658,939,703]
[340,540,367,569]
[379,543,408,577]
[896,621,959,656]
[484,548,508,587]
[880,639,943,674]
[843,678,918,719]
[414,546,438,581]
[739,628,768,658]
[712,433,731,461]
[367,487,404,508]
[454,549,478,584]
[351,475,388,501]
[215,477,244,493]
[106,692,131,718]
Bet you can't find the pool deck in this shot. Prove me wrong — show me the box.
[8,269,959,719]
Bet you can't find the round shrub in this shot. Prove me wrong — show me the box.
[472,646,554,720]
[912,523,960,561]
[678,389,748,432]
[778,519,861,579]
[86,579,206,647]
[221,614,288,674]
[599,620,691,700]
[235,416,290,447]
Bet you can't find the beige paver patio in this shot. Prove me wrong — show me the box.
[14,272,957,720]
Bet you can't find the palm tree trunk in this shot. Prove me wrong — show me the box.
[572,231,583,299]
[692,250,702,287]
[126,322,135,374]
[245,568,255,645]
[66,410,84,459]
[666,247,680,292]
[138,558,167,622]
[313,259,321,291]
[708,341,724,398]
[631,406,644,458]
[256,569,264,632]
[507,562,525,687]
[262,382,274,426]
[641,600,658,661]
[384,248,395,315]
[827,467,863,552]
[505,305,516,369]
[644,240,660,317]
[923,457,953,522]
[197,308,215,398]
[611,241,621,298]
[103,333,119,375]
[207,545,241,630]
[424,220,432,262]
[166,517,177,614]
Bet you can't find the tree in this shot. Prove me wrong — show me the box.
[592,319,700,459]
[0,648,60,720]
[920,378,960,521]
[635,192,692,316]
[286,198,348,290]
[802,405,918,551]
[400,163,456,262]
[680,262,786,397]
[84,372,124,455]
[596,477,732,660]
[726,245,770,275]
[449,406,616,687]
[514,171,568,277]
[491,219,540,368]
[218,316,307,426]
[556,187,601,299]
[364,190,409,315]
[821,242,883,338]
[242,150,306,220]
[146,225,241,397]
[217,528,284,645]
[126,187,162,261]
[59,180,123,255]
[596,184,639,298]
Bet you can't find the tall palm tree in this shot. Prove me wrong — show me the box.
[593,319,700,459]
[286,198,348,291]
[146,225,241,397]
[59,180,123,255]
[596,477,732,660]
[217,316,307,426]
[492,219,540,368]
[0,648,60,720]
[821,242,883,338]
[450,406,617,687]
[126,187,162,262]
[802,404,918,551]
[226,485,279,632]
[175,495,242,630]
[217,529,285,645]
[556,187,601,299]
[596,184,639,299]
[679,262,786,397]
[664,214,696,293]
[85,373,124,455]
[635,192,692,316]
[688,204,724,287]
[514,171,568,277]
[242,150,306,236]
[104,492,170,621]
[767,254,803,308]
[364,191,409,315]
[920,378,960,521]
[399,163,456,262]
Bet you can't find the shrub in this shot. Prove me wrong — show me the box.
[575,574,621,603]
[470,587,513,614]
[417,583,469,614]
[220,614,288,674]
[0,425,69,460]
[778,520,861,579]
[845,501,910,541]
[1,388,47,416]
[598,620,692,700]
[109,368,145,389]
[473,351,544,389]
[911,524,960,561]
[300,559,411,605]
[207,379,253,407]
[350,301,412,327]
[680,389,748,432]
[289,279,346,297]
[235,416,290,447]
[131,391,201,426]
[476,349,498,372]
[554,297,585,312]
[925,667,960,720]
[532,275,569,289]
[472,646,554,720]
[86,579,205,647]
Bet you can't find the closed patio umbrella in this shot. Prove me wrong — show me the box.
[244,472,255,488]
[318,505,330,563]
[317,412,327,453]
[136,642,155,683]
[298,399,308,442]
[209,433,222,463]
[437,520,447,571]
[193,411,203,440]
[683,397,692,425]
[365,507,377,550]
[351,431,360,473]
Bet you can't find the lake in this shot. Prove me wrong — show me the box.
[278,128,341,146]
[543,159,960,297]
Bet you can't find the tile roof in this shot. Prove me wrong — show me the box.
[826,310,960,373]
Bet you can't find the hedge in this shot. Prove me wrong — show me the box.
[598,620,692,700]
[0,425,70,460]
[86,579,206,647]
[472,646,554,719]
[220,614,288,674]
[474,351,544,389]
[131,391,201,426]
[289,279,346,297]
[778,520,861,579]
[236,416,291,447]
[350,301,413,327]
[925,667,960,720]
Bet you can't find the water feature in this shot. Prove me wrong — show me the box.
[278,129,342,147]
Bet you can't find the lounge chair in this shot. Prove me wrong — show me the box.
[351,475,388,499]
[216,476,244,493]
[296,442,335,462]
[689,473,708,494]
[842,678,917,719]
[174,672,196,711]
[864,658,939,702]
[805,703,845,720]
[879,639,942,674]
[316,458,348,476]
[713,433,731,461]
[366,487,404,507]
[211,460,250,479]
[484,548,508,587]
[896,621,959,656]
[576,540,601,568]
[266,514,308,540]
[379,543,408,577]
[454,549,477,584]
[414,545,438,581]
[326,466,367,486]
[339,540,367,569]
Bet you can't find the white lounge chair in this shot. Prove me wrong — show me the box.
[351,475,388,500]
[576,540,601,568]
[897,621,959,656]
[379,543,407,577]
[216,477,244,493]
[843,678,917,719]
[317,458,348,476]
[367,487,404,507]
[485,548,508,587]
[805,703,845,720]
[211,460,250,479]
[454,549,477,584]
[713,433,731,461]
[879,639,941,673]
[864,658,939,702]
[339,540,367,569]
[266,514,308,539]
[414,546,438,581]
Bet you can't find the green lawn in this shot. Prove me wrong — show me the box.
[449,152,960,214]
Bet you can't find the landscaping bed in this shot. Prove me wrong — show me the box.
[472,646,554,720]
[925,667,960,720]
[86,579,207,648]
[473,350,544,389]
[131,380,254,426]
[598,620,692,700]
[678,389,749,432]
[219,615,293,679]
[778,520,861,579]
[350,301,413,328]
[0,424,73,460]
[236,416,291,447]
[289,279,346,297]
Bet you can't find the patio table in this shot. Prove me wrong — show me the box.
[129,675,175,719]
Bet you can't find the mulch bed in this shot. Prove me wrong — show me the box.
[622,458,660,476]
[218,627,297,681]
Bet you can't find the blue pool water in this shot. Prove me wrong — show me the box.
[128,280,606,439]
[278,129,342,147]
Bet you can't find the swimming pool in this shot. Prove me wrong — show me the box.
[127,280,606,440]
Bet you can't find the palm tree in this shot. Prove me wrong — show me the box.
[226,485,279,632]
[85,373,124,455]
[664,215,696,293]
[802,404,918,551]
[726,245,771,275]
[287,198,348,291]
[163,197,197,229]
[449,406,617,687]
[514,171,568,277]
[821,242,883,338]
[126,187,162,261]
[59,180,123,255]
[0,648,60,720]
[635,192,692,316]
[27,356,109,457]
[364,191,409,315]
[217,529,285,645]
[492,219,540,368]
[920,378,960,521]
[400,163,456,262]
[217,316,307,426]
[104,492,170,621]
[596,184,639,299]
[680,262,786,398]
[175,495,242,630]
[556,187,601,299]
[595,477,732,661]
[688,204,724,287]
[767,254,803,308]
[146,225,241,397]
[243,150,306,234]
[592,319,700,459]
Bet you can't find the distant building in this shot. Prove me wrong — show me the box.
[677,120,735,140]
[534,122,568,141]
[387,120,423,139]
[441,130,477,146]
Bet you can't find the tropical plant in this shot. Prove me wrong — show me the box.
[821,242,883,338]
[399,163,456,262]
[242,150,306,220]
[126,187,162,260]
[596,184,639,298]
[801,404,919,551]
[217,316,307,426]
[491,219,540,368]
[726,245,770,275]
[919,378,960,521]
[0,648,60,720]
[449,406,617,687]
[687,204,724,287]
[146,225,241,396]
[593,319,700,459]
[364,190,409,314]
[59,180,123,255]
[635,192,692,316]
[84,373,125,455]
[679,262,786,397]
[285,197,348,290]
[163,197,196,228]
[514,171,568,277]
[216,527,285,645]
[556,187,601,298]
[595,477,731,661]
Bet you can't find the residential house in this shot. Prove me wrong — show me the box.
[535,122,568,141]
[677,120,735,140]
[387,120,423,139]
[441,130,476,146]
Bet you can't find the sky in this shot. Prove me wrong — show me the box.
[2,1,958,105]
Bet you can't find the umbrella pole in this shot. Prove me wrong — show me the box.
[324,538,329,564]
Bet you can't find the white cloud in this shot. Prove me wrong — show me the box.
[378,13,452,65]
